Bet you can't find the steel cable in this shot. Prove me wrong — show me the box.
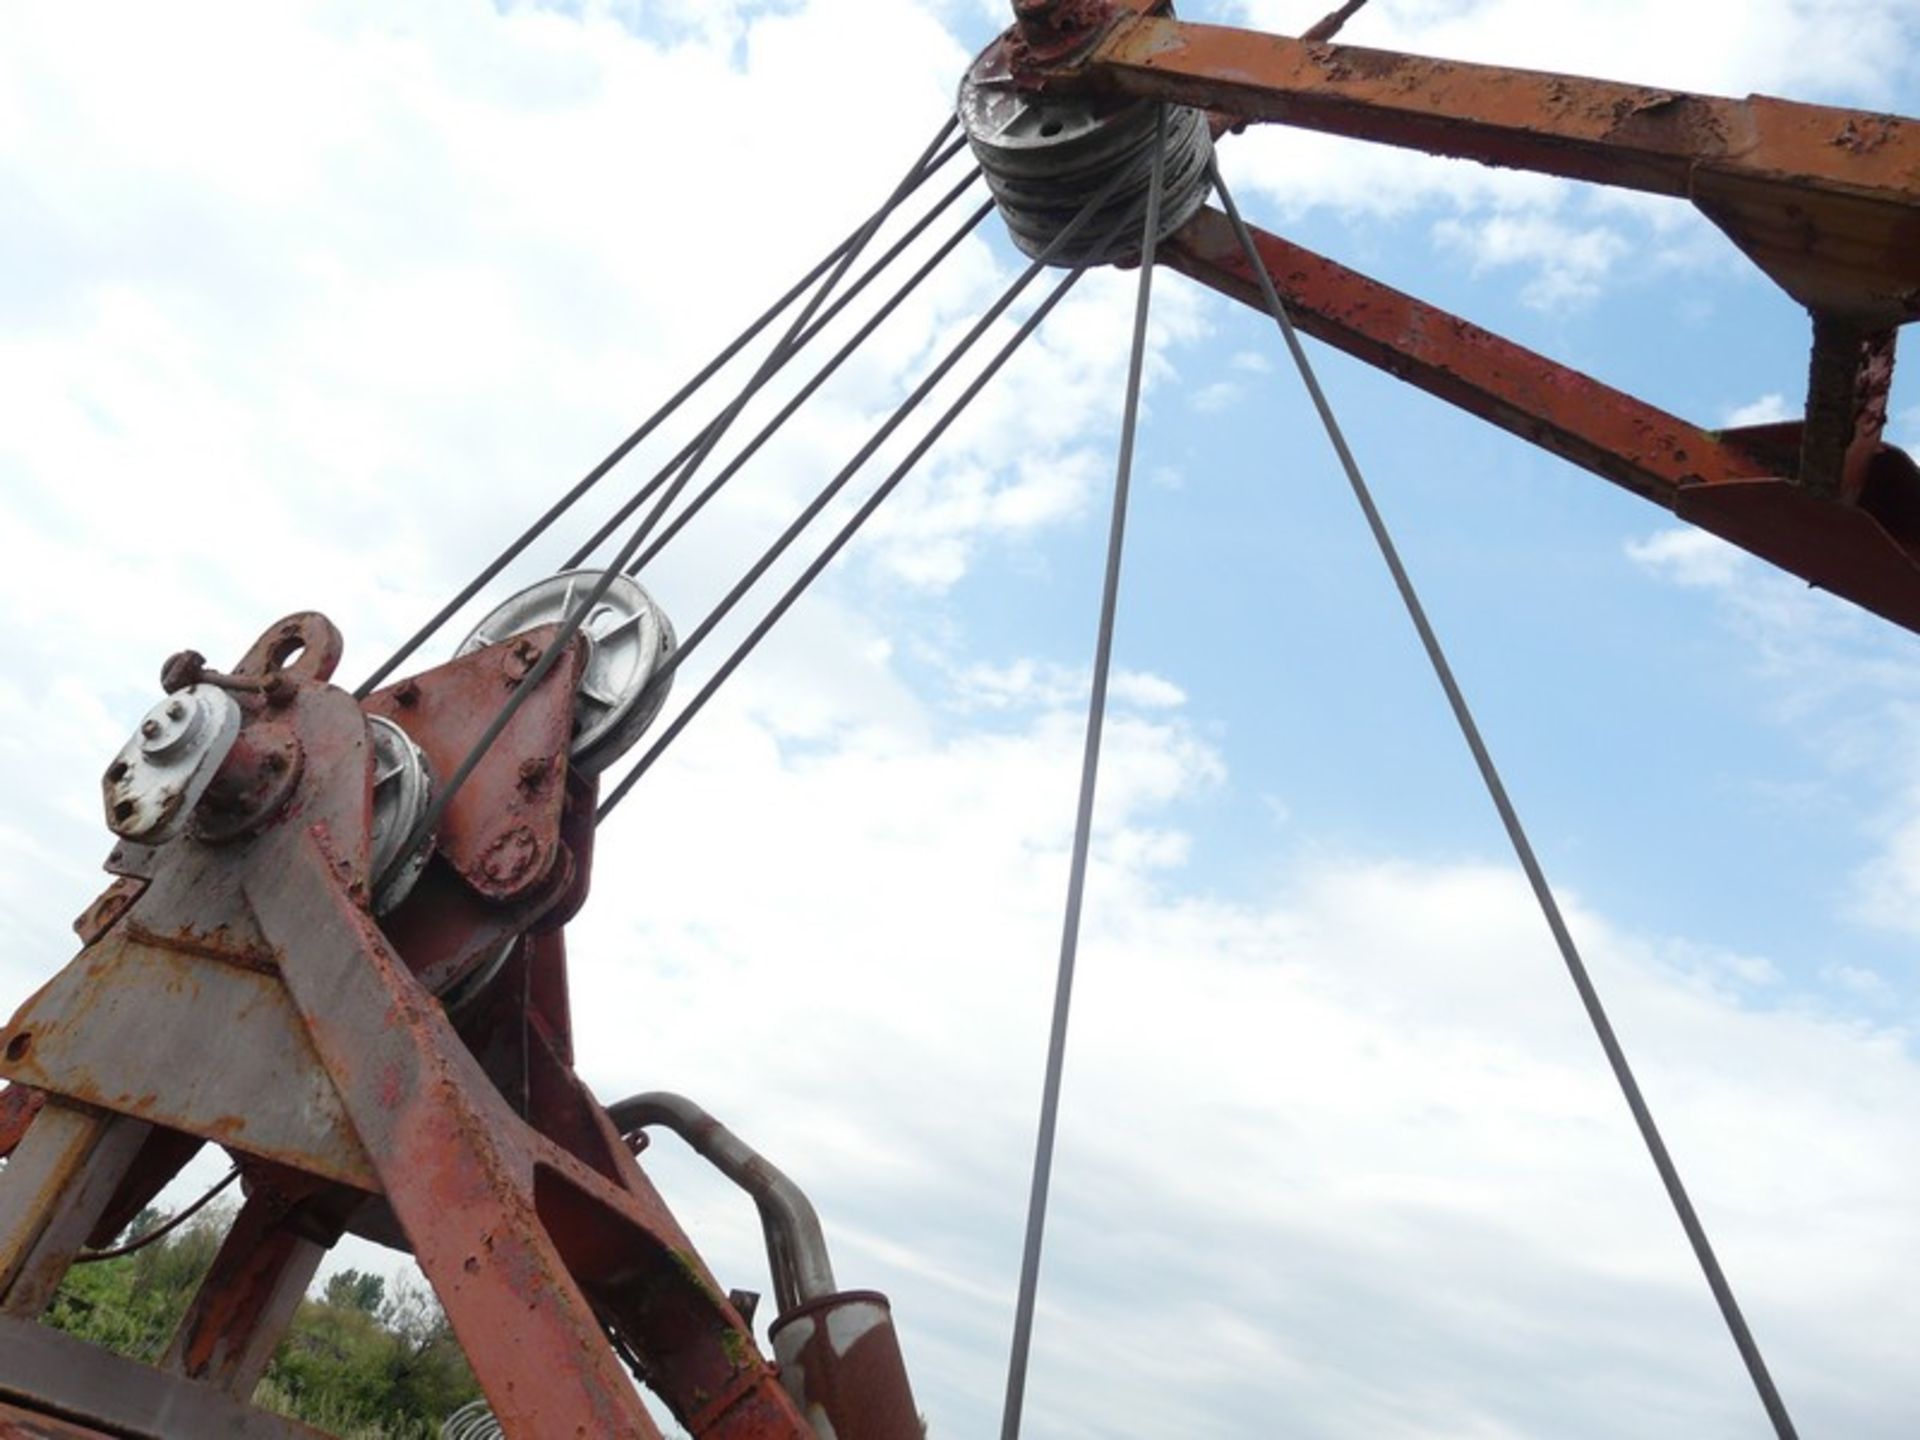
[578,192,996,576]
[73,1167,241,1264]
[622,202,995,572]
[562,161,985,570]
[596,174,1148,822]
[996,106,1168,1440]
[353,125,964,699]
[597,262,1091,822]
[595,156,1153,813]
[612,123,964,571]
[1207,157,1801,1440]
[389,122,957,864]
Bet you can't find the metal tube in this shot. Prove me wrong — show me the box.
[607,1092,835,1315]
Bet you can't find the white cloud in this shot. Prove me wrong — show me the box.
[1189,378,1243,412]
[4,4,1919,1438]
[1627,526,1920,959]
[1724,392,1797,427]
[1625,527,1748,590]
[1851,793,1920,939]
[949,658,1189,714]
[1434,212,1630,309]
[567,678,1920,1436]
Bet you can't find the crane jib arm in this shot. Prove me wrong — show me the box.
[1020,10,1920,636]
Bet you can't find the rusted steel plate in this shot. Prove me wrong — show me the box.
[1677,468,1920,630]
[364,626,584,905]
[0,1105,149,1319]
[1798,321,1898,499]
[0,1089,43,1161]
[250,825,811,1439]
[70,878,145,947]
[1161,206,1920,635]
[0,935,375,1192]
[0,1314,331,1440]
[161,1183,326,1395]
[1088,16,1920,320]
[0,1398,117,1440]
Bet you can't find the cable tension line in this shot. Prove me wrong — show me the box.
[355,121,964,698]
[614,196,997,576]
[597,160,1155,822]
[614,120,964,569]
[998,105,1171,1440]
[563,161,987,571]
[1206,157,1802,1440]
[391,121,958,863]
[595,145,1156,776]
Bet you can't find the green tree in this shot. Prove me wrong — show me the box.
[324,1268,387,1315]
[45,1206,480,1438]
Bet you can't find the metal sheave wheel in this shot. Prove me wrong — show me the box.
[455,570,676,774]
[367,714,434,914]
[957,19,1213,267]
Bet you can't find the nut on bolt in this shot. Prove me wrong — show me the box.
[503,639,544,684]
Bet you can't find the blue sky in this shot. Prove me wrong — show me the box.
[3,1,1919,1436]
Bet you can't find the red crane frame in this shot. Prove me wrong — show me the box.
[1022,0,1920,634]
[0,4,1912,1438]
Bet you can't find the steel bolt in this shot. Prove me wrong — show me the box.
[141,719,162,739]
[166,701,187,723]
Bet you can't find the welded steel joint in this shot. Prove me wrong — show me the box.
[1009,0,1134,70]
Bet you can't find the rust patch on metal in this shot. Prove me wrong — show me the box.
[71,879,146,947]
[0,1086,45,1159]
[363,625,583,904]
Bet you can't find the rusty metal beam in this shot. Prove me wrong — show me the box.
[1078,15,1920,322]
[1161,206,1920,633]
[1801,319,1898,499]
[0,1314,330,1440]
[1162,205,1768,499]
[160,1182,329,1397]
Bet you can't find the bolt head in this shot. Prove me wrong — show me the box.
[141,719,162,739]
[166,701,187,722]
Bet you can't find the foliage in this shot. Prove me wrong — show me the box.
[44,1207,480,1438]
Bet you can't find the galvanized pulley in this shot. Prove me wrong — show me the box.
[455,570,676,774]
[366,714,435,914]
[958,10,1212,266]
[101,687,243,844]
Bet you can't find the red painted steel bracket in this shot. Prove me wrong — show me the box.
[0,616,817,1439]
[1015,10,1920,633]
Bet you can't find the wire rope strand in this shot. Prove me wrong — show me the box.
[997,106,1168,1440]
[596,185,1155,822]
[596,253,1100,824]
[581,191,994,577]
[74,1167,241,1264]
[614,121,963,567]
[1206,157,1801,1440]
[562,159,985,570]
[353,124,963,699]
[620,198,997,575]
[390,124,955,863]
[597,145,1152,732]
